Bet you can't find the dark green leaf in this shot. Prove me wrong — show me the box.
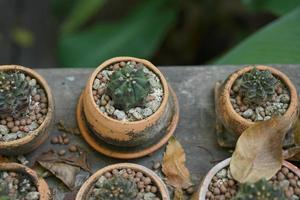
[241,0,300,16]
[216,6,300,65]
[61,0,106,34]
[58,0,179,67]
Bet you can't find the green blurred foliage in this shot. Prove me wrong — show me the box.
[217,2,300,64]
[241,0,300,16]
[54,0,300,67]
[57,0,179,67]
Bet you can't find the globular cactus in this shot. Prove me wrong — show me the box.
[0,71,31,118]
[240,68,278,105]
[94,176,138,200]
[233,179,285,200]
[107,63,151,110]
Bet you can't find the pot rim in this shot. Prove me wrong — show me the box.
[223,65,298,126]
[0,65,54,147]
[198,157,300,200]
[0,162,51,200]
[76,163,170,200]
[85,56,169,125]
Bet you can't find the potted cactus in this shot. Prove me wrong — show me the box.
[233,179,285,200]
[216,65,298,137]
[77,57,179,159]
[76,163,170,200]
[0,162,51,200]
[0,65,54,155]
[197,158,300,200]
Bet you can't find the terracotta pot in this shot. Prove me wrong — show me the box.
[217,65,299,136]
[0,162,51,199]
[0,65,54,155]
[76,163,170,200]
[198,158,300,200]
[81,56,178,147]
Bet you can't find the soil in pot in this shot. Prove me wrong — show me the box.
[92,60,163,121]
[87,167,162,200]
[0,170,40,200]
[230,67,290,122]
[0,71,48,142]
[205,166,300,200]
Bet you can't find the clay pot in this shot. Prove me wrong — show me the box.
[217,65,299,136]
[198,158,300,200]
[0,65,54,155]
[0,162,51,199]
[81,56,178,147]
[76,163,170,200]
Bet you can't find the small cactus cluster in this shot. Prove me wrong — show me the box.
[93,176,138,200]
[240,67,278,105]
[107,63,151,111]
[0,71,32,118]
[233,179,285,200]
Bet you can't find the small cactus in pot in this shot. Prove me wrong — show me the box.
[91,176,138,200]
[239,67,279,105]
[233,179,285,200]
[0,71,32,118]
[107,63,151,111]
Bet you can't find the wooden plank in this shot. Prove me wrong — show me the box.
[21,65,300,199]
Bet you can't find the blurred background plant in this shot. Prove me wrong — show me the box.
[0,0,299,68]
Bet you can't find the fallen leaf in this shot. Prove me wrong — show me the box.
[38,161,80,190]
[292,115,300,145]
[36,149,91,172]
[57,120,80,135]
[174,188,185,200]
[230,117,292,183]
[283,146,300,160]
[162,137,192,189]
[36,149,91,189]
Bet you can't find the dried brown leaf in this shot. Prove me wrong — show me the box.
[174,188,185,200]
[38,161,80,190]
[162,137,192,189]
[230,117,292,183]
[36,149,91,172]
[36,150,90,189]
[283,146,300,160]
[292,115,300,145]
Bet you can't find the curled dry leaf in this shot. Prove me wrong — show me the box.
[36,149,90,189]
[162,137,192,189]
[230,117,292,183]
[38,161,80,190]
[283,146,300,160]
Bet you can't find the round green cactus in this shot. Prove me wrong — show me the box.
[107,63,151,111]
[93,176,138,200]
[233,179,285,200]
[0,71,32,118]
[240,67,278,105]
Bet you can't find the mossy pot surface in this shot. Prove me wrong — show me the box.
[80,57,178,147]
[76,163,170,200]
[0,162,51,200]
[0,65,54,155]
[217,65,299,136]
[197,158,300,200]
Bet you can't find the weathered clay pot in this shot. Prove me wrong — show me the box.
[217,65,299,136]
[0,65,54,155]
[198,158,300,200]
[76,163,170,200]
[0,162,51,199]
[80,56,178,147]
